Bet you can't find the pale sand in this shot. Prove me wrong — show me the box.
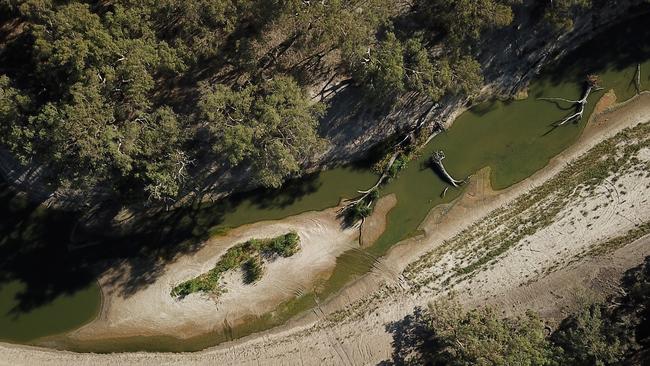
[70,208,361,341]
[360,193,397,248]
[1,93,650,365]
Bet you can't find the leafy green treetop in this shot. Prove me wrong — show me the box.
[0,1,188,200]
[415,0,518,47]
[423,298,558,366]
[198,76,325,188]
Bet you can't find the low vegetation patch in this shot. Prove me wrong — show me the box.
[171,232,300,298]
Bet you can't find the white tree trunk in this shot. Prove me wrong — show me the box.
[431,150,466,187]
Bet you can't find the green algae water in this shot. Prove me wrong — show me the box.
[0,183,101,344]
[0,280,100,342]
[2,12,650,352]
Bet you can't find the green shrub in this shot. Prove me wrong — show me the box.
[268,232,300,257]
[388,155,407,178]
[171,232,301,298]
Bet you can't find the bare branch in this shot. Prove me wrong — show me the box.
[539,75,601,127]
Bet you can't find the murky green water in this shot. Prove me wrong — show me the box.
[0,281,100,342]
[0,184,101,344]
[1,11,649,352]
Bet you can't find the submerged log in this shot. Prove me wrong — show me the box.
[539,75,603,126]
[431,150,466,187]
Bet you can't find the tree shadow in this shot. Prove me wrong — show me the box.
[542,5,650,88]
[242,173,322,210]
[0,183,101,317]
[379,306,438,366]
[468,99,501,117]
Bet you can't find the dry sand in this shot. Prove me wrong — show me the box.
[360,193,397,248]
[1,93,650,365]
[49,190,397,344]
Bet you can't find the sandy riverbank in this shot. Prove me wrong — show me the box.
[27,188,398,347]
[63,212,366,342]
[1,92,650,365]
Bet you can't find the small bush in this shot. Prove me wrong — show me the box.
[388,155,407,178]
[270,231,300,257]
[171,232,301,298]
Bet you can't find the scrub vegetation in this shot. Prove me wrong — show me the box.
[171,231,300,298]
[0,0,596,204]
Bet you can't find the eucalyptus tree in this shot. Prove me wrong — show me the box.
[1,1,189,200]
[198,76,325,189]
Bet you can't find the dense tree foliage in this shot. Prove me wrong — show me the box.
[543,0,593,31]
[0,0,535,203]
[351,33,467,102]
[0,76,31,157]
[1,1,189,200]
[414,298,557,365]
[552,304,632,365]
[198,76,325,188]
[350,0,522,102]
[414,0,518,47]
[386,256,650,365]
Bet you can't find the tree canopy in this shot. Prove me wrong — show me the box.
[422,298,556,365]
[543,0,592,31]
[198,76,325,188]
[386,256,650,365]
[0,0,533,203]
[414,0,518,47]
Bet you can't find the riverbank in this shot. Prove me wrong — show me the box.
[1,90,649,364]
[52,206,385,345]
[21,191,399,351]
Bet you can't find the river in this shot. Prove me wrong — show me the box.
[1,12,649,352]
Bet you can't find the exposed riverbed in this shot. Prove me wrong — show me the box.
[1,13,649,352]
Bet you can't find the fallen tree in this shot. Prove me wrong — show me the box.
[539,75,603,126]
[340,104,444,221]
[430,150,467,187]
[339,145,403,225]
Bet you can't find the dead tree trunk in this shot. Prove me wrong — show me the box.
[341,103,443,217]
[634,64,641,94]
[539,75,603,126]
[431,150,466,187]
[342,140,404,212]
